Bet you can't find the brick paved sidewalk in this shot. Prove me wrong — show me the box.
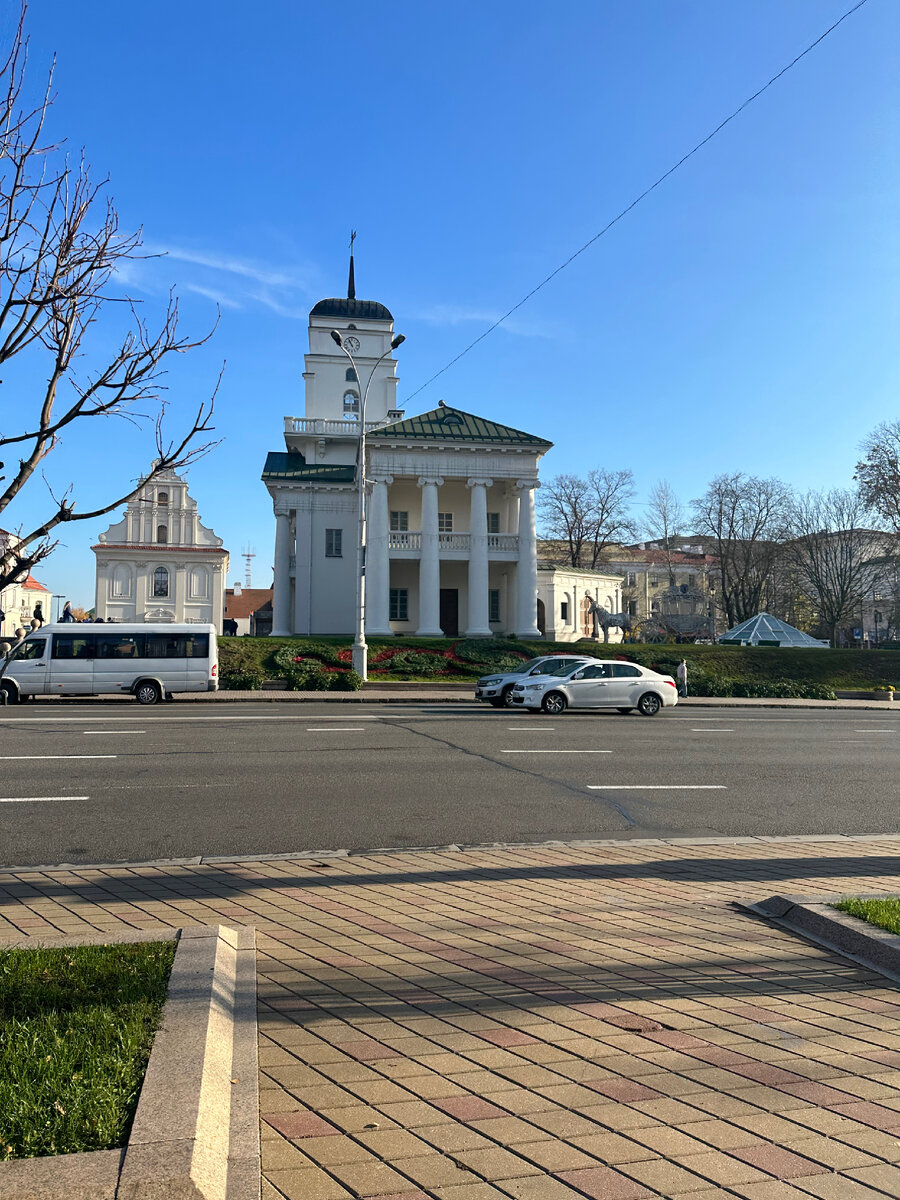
[3,837,900,1198]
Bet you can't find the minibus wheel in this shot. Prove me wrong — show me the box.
[135,681,162,705]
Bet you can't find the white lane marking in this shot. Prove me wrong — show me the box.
[588,784,727,790]
[0,715,381,724]
[0,796,86,803]
[306,728,367,732]
[508,727,555,730]
[0,754,117,761]
[692,729,734,732]
[502,750,613,754]
[84,731,146,735]
[853,729,895,733]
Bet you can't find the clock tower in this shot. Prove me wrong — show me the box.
[301,251,401,423]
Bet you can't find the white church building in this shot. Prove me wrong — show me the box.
[93,467,229,630]
[262,266,621,641]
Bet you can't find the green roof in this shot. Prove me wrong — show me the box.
[369,403,552,447]
[262,453,355,483]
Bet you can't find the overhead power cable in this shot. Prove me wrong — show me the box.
[403,0,871,406]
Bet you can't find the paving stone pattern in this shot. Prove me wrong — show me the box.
[2,836,900,1198]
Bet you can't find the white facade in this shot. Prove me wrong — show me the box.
[92,468,228,630]
[537,565,624,643]
[263,276,551,638]
[0,530,52,637]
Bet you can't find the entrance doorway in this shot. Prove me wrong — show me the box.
[439,589,459,637]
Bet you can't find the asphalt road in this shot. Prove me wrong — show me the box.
[0,701,898,867]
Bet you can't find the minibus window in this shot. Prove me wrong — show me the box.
[52,636,93,660]
[96,634,144,659]
[13,639,46,661]
[184,634,209,657]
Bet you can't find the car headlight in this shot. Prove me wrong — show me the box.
[480,676,502,686]
[523,682,544,690]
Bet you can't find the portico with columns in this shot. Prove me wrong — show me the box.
[261,263,552,639]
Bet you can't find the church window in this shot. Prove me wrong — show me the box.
[325,529,342,558]
[390,589,408,621]
[345,367,357,382]
[437,513,453,533]
[157,491,168,506]
[390,511,408,532]
[153,567,169,598]
[487,512,500,534]
[157,524,168,544]
[489,589,500,623]
[343,390,359,416]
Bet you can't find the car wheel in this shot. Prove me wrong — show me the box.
[0,682,17,705]
[541,691,567,715]
[617,707,634,715]
[637,692,661,717]
[501,685,517,708]
[135,681,162,706]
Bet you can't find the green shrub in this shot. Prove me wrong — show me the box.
[381,651,447,678]
[219,665,264,691]
[454,639,529,668]
[329,670,364,691]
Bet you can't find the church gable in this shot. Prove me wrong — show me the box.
[369,403,552,448]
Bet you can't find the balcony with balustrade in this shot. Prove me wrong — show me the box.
[387,531,519,559]
[284,416,391,438]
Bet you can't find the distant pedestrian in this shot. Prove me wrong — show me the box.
[676,658,688,698]
[32,601,44,627]
[60,601,74,623]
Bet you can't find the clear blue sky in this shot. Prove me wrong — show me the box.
[4,1,897,610]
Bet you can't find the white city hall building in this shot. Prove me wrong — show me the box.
[262,272,554,640]
[93,468,228,629]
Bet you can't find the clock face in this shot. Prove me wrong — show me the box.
[343,335,360,352]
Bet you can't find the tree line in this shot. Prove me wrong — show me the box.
[538,426,900,644]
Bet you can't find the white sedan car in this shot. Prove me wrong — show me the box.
[511,660,678,716]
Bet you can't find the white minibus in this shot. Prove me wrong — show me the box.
[0,624,218,704]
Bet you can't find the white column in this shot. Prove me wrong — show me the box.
[516,480,541,638]
[366,475,393,635]
[465,477,492,636]
[293,502,312,636]
[271,509,293,636]
[416,476,443,636]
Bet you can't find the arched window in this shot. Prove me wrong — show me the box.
[157,524,168,544]
[343,390,359,417]
[153,566,169,598]
[345,367,357,382]
[157,491,168,506]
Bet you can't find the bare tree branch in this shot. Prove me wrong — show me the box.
[0,5,221,593]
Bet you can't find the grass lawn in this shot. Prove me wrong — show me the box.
[833,897,900,936]
[0,940,176,1160]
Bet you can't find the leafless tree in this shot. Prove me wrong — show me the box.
[538,468,636,568]
[645,479,686,585]
[856,420,900,534]
[787,488,883,644]
[537,473,593,567]
[691,473,792,627]
[0,6,219,593]
[585,468,636,568]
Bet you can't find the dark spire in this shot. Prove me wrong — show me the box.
[347,229,357,300]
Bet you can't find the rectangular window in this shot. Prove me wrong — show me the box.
[628,600,638,617]
[487,512,500,534]
[51,635,94,660]
[489,589,500,623]
[389,589,409,621]
[390,511,408,532]
[560,601,569,623]
[688,574,696,587]
[96,633,143,660]
[627,572,636,587]
[325,528,342,558]
[437,513,453,533]
[145,633,188,659]
[649,575,658,587]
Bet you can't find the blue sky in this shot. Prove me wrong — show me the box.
[4,0,897,610]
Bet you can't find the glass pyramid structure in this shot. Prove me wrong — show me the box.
[718,612,830,648]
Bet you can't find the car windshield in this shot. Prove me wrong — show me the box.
[508,658,546,674]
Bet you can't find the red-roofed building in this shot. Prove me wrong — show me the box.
[223,586,273,636]
[0,529,53,637]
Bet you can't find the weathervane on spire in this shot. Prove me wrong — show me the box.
[347,229,357,300]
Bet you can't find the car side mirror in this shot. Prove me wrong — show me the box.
[571,670,584,680]
[529,667,540,675]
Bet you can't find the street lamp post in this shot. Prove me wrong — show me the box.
[330,329,405,681]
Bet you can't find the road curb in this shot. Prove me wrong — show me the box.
[739,893,900,985]
[0,924,259,1200]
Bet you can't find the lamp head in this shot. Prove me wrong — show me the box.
[391,333,406,349]
[330,330,343,347]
